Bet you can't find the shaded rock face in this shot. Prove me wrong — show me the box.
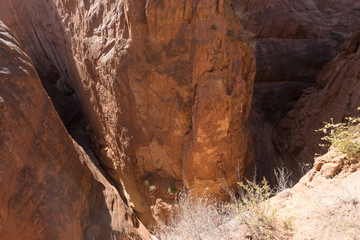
[0,21,153,240]
[236,0,360,83]
[0,0,255,223]
[233,0,360,182]
[275,28,360,176]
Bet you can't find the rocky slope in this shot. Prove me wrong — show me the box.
[200,149,360,240]
[0,0,256,224]
[237,0,360,83]
[0,21,153,240]
[270,151,360,240]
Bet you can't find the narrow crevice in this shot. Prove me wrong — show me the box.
[36,66,130,207]
[37,67,81,133]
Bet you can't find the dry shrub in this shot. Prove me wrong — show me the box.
[236,178,293,240]
[273,167,294,193]
[155,190,234,240]
[154,180,293,240]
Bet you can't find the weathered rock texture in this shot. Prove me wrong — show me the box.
[0,21,153,240]
[235,0,360,182]
[275,27,360,175]
[0,0,256,223]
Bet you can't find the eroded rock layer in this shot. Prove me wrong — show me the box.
[0,20,153,240]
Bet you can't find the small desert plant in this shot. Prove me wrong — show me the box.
[298,162,313,176]
[317,115,360,158]
[236,178,293,239]
[168,183,177,195]
[273,167,294,193]
[144,179,150,187]
[143,176,157,193]
[155,180,293,240]
[211,24,217,30]
[148,185,157,193]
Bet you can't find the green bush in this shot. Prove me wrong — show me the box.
[318,115,360,158]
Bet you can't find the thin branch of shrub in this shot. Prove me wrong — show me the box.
[273,167,294,193]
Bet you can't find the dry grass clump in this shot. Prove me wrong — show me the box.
[154,180,293,240]
[155,190,234,240]
[273,167,294,193]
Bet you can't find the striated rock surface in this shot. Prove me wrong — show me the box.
[275,27,360,174]
[0,0,256,223]
[237,0,359,37]
[236,0,360,83]
[0,21,153,240]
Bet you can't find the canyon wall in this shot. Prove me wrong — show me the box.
[275,26,360,173]
[3,0,358,233]
[0,21,152,239]
[234,0,360,182]
[0,0,256,224]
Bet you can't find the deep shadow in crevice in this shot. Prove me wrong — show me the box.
[37,67,82,134]
[247,81,312,187]
[37,63,130,207]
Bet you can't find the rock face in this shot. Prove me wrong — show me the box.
[234,0,360,182]
[236,0,360,83]
[0,0,255,223]
[0,21,153,240]
[275,27,360,174]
